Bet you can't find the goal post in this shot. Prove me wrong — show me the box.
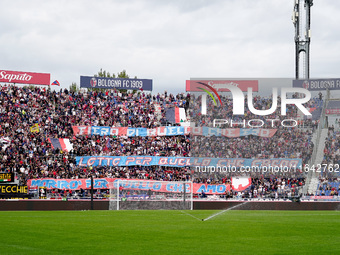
[108,179,193,210]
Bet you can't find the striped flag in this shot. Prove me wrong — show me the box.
[49,138,73,152]
[165,107,186,123]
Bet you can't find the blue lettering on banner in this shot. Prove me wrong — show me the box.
[84,179,108,189]
[127,128,136,137]
[167,183,179,192]
[69,181,81,189]
[153,183,162,191]
[94,179,108,189]
[137,128,147,137]
[30,180,41,187]
[111,180,162,191]
[80,126,187,137]
[31,179,58,189]
[76,156,302,169]
[166,183,189,193]
[197,184,225,194]
[216,185,226,193]
[206,185,216,193]
[74,126,279,137]
[131,181,139,189]
[197,185,207,194]
[85,180,91,189]
[138,181,149,190]
[59,180,70,189]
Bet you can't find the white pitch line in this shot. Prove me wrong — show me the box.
[203,202,250,222]
[180,210,203,221]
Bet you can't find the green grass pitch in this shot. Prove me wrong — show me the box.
[0,210,339,255]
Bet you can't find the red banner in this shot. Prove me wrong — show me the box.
[186,80,258,92]
[310,196,334,199]
[0,70,50,85]
[325,109,340,115]
[27,178,234,194]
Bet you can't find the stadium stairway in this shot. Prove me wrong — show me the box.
[312,107,322,121]
[301,131,318,195]
[311,130,318,147]
[305,128,329,195]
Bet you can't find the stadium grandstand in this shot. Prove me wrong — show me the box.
[1,81,338,202]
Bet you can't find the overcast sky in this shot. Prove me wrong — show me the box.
[1,0,340,94]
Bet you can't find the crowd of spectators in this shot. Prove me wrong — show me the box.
[191,129,314,164]
[316,179,340,196]
[315,128,340,196]
[0,84,326,199]
[245,177,304,199]
[71,135,190,157]
[322,129,340,169]
[0,84,189,185]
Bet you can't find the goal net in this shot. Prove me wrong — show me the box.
[108,179,193,210]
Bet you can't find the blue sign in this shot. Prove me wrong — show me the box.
[80,76,153,91]
[293,79,340,91]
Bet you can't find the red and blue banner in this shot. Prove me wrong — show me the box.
[77,156,191,167]
[76,156,302,169]
[72,126,190,137]
[27,178,234,194]
[72,126,276,138]
[191,127,277,137]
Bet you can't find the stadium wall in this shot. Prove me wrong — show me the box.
[193,201,340,210]
[0,200,340,211]
[0,200,108,211]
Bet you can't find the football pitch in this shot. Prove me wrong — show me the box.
[0,210,339,255]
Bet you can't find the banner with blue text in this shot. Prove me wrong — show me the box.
[27,178,234,194]
[72,126,276,137]
[76,156,302,169]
